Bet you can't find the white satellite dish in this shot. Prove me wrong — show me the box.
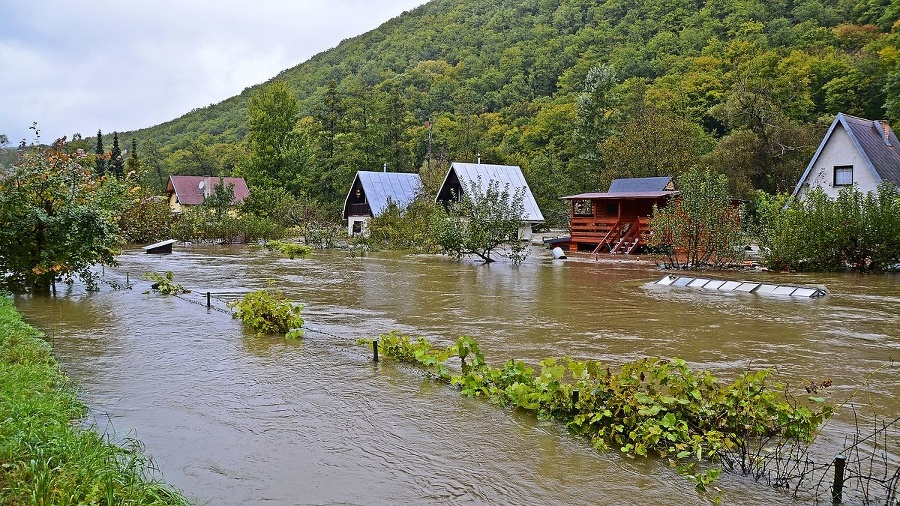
[198,180,205,190]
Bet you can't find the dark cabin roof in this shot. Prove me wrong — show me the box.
[792,113,900,196]
[608,176,674,193]
[561,176,676,200]
[167,176,250,205]
[342,171,421,219]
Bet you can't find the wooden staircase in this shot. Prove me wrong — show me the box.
[592,218,649,256]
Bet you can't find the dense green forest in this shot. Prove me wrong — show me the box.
[35,0,900,224]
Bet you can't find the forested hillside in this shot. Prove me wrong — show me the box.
[115,0,899,223]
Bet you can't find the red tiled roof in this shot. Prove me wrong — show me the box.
[167,176,250,205]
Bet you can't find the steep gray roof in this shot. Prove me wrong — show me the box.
[608,176,673,193]
[438,162,545,222]
[792,113,900,196]
[343,171,421,218]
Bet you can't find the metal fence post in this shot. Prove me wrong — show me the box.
[832,453,845,503]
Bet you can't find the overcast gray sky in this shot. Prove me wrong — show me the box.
[1,0,427,146]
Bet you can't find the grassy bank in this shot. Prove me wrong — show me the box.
[0,294,191,505]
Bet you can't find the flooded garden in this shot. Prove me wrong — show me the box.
[13,244,900,505]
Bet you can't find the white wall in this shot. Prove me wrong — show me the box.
[798,127,880,199]
[347,217,370,237]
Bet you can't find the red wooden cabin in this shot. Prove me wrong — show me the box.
[558,177,676,254]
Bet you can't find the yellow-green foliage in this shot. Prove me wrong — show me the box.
[0,295,190,505]
[229,289,304,339]
[266,240,313,259]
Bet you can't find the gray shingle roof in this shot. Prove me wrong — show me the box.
[343,171,421,218]
[843,114,900,186]
[440,162,545,222]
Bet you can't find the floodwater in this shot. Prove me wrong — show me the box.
[13,245,900,505]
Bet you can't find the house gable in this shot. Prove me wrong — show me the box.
[435,162,545,223]
[342,171,422,219]
[166,175,250,212]
[793,113,900,199]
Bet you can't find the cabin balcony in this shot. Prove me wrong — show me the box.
[346,203,371,217]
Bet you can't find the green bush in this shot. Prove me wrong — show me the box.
[756,183,900,271]
[141,271,189,295]
[362,332,832,492]
[266,240,312,259]
[229,289,303,339]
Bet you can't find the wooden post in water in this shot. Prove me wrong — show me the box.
[832,454,845,503]
[126,272,129,286]
[207,292,211,308]
[373,340,379,362]
[572,388,580,407]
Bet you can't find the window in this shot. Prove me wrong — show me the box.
[834,165,853,186]
[573,199,593,216]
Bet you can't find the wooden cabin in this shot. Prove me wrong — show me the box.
[558,177,676,254]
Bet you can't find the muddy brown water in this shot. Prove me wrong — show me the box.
[13,245,899,505]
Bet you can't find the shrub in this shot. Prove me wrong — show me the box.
[141,271,188,295]
[361,332,832,493]
[266,240,312,259]
[229,289,303,339]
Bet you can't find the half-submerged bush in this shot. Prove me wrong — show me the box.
[141,271,189,295]
[266,240,312,259]
[361,332,832,494]
[229,289,303,339]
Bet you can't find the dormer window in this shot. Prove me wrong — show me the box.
[834,165,853,186]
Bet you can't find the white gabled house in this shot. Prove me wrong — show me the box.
[792,113,900,200]
[435,162,545,240]
[342,171,422,236]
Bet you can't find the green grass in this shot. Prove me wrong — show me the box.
[0,294,192,505]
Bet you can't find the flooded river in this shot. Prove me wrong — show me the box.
[13,245,900,505]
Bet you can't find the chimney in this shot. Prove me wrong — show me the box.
[874,120,892,147]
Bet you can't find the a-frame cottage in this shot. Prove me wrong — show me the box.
[435,162,545,240]
[342,171,422,236]
[558,176,676,254]
[793,113,900,199]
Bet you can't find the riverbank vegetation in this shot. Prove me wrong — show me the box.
[0,294,191,504]
[361,331,834,498]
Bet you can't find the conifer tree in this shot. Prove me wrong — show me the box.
[125,138,141,175]
[109,132,124,177]
[94,129,106,176]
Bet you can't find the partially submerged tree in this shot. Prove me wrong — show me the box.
[648,168,744,269]
[0,132,120,293]
[431,177,528,264]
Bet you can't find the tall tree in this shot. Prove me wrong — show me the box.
[94,129,106,176]
[109,132,124,177]
[247,79,300,188]
[575,64,622,175]
[125,138,141,176]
